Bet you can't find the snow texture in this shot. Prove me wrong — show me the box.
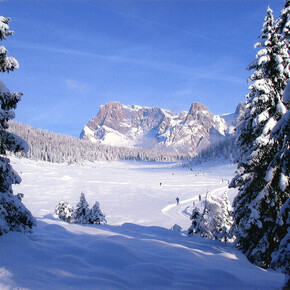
[0,156,284,289]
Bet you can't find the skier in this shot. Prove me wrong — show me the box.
[199,194,201,201]
[176,197,180,205]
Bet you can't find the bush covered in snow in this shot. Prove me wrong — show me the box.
[171,224,182,232]
[55,193,107,225]
[55,200,74,223]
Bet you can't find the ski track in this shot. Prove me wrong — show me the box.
[161,179,229,230]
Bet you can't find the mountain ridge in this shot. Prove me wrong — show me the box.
[80,101,245,155]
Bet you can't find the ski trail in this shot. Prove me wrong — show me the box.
[161,183,229,230]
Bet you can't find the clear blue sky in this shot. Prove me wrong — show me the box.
[0,0,285,137]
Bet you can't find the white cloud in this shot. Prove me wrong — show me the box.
[65,79,90,93]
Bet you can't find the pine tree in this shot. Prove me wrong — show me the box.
[55,200,74,223]
[230,3,289,270]
[268,80,290,275]
[0,16,36,235]
[90,201,106,224]
[217,191,233,242]
[73,193,91,224]
[188,207,202,235]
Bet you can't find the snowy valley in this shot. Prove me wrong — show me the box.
[0,156,285,289]
[0,1,289,289]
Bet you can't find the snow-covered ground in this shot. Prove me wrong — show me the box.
[0,157,285,289]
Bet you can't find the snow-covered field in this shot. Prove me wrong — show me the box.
[0,157,285,289]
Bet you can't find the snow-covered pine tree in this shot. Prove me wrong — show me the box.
[0,16,36,236]
[268,80,290,276]
[90,201,106,224]
[216,191,233,242]
[198,195,216,239]
[188,207,202,235]
[55,200,74,223]
[229,3,289,270]
[276,0,290,39]
[73,193,91,224]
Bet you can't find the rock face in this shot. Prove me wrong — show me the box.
[80,101,244,155]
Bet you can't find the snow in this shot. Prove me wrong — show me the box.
[265,166,276,183]
[262,117,277,135]
[280,173,289,192]
[213,115,227,135]
[100,126,136,147]
[272,110,290,135]
[81,125,97,143]
[0,157,284,289]
[257,55,270,66]
[276,99,287,115]
[249,79,270,94]
[256,109,269,125]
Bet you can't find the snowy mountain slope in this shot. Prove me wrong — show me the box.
[220,103,246,134]
[80,102,245,155]
[0,156,284,289]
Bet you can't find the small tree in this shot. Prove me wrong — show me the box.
[90,201,106,224]
[216,191,233,242]
[188,207,202,235]
[0,16,36,235]
[73,193,91,224]
[55,200,74,223]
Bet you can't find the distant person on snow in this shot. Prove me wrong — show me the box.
[199,194,201,201]
[176,197,180,205]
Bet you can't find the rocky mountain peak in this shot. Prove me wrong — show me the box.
[80,101,240,155]
[188,102,209,115]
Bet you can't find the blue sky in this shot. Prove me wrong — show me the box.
[0,0,285,137]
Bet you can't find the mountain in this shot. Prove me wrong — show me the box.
[80,102,244,155]
[220,102,247,134]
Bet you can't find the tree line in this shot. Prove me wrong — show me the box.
[8,121,189,164]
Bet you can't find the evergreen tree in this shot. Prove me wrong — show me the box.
[73,193,91,224]
[188,207,202,235]
[268,81,290,275]
[230,3,289,270]
[55,200,74,223]
[90,201,106,224]
[217,191,233,242]
[0,16,36,235]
